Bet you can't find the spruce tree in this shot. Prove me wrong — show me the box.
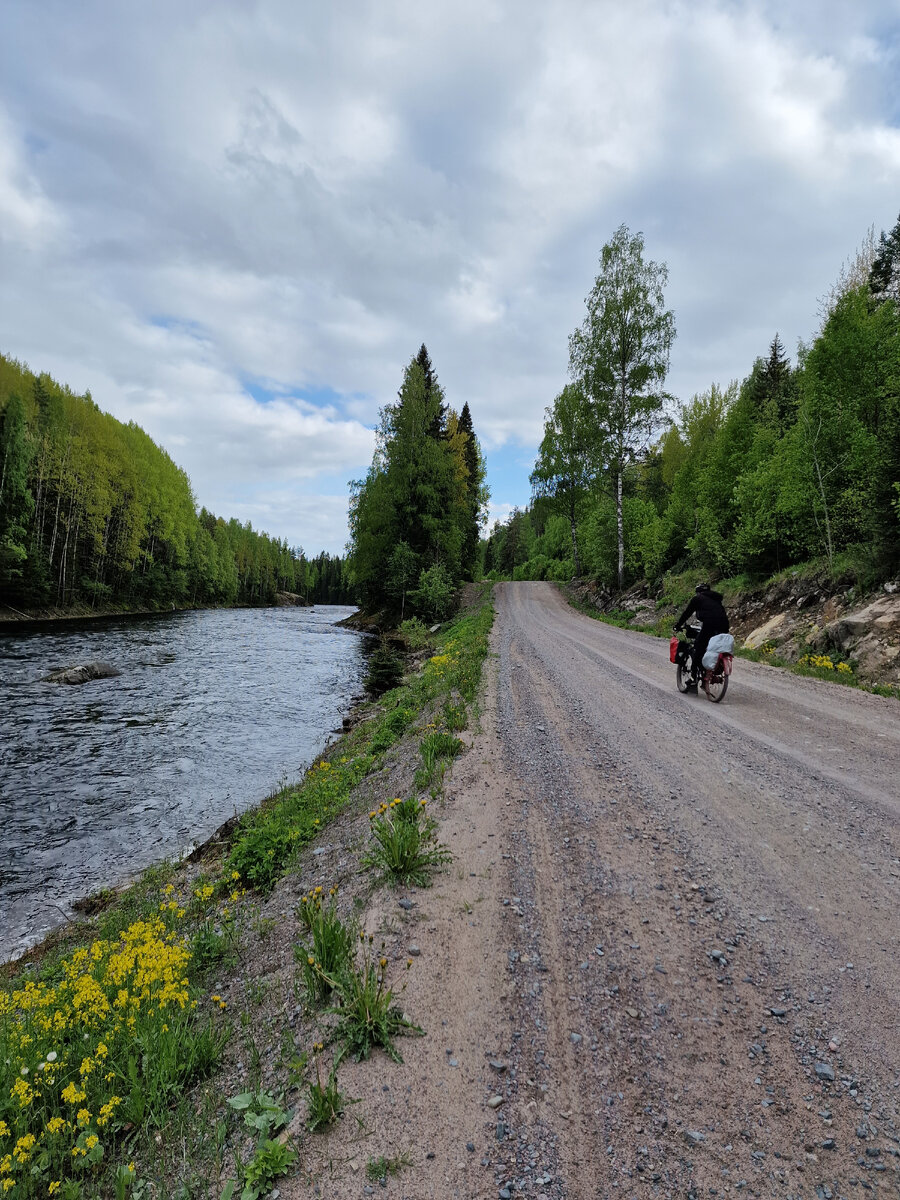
[416,343,447,438]
[869,212,900,305]
[456,401,488,579]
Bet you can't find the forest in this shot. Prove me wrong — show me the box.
[483,220,900,593]
[0,354,352,611]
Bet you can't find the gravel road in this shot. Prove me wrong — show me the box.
[285,581,900,1200]
[489,581,900,1199]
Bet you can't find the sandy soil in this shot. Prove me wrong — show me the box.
[276,581,900,1200]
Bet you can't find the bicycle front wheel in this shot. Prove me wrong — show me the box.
[676,659,693,693]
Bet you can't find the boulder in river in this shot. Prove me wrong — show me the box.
[274,591,310,607]
[43,662,121,685]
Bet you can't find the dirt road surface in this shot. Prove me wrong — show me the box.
[295,581,900,1200]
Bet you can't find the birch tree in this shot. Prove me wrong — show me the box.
[568,225,675,590]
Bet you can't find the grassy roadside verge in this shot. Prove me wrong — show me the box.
[562,580,900,701]
[0,585,495,1200]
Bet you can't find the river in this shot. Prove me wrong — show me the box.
[0,605,366,963]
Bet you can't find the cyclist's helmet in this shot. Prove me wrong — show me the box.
[695,582,710,593]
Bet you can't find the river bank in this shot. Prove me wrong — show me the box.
[0,592,315,628]
[0,604,366,961]
[0,586,494,1199]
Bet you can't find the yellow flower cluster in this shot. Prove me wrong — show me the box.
[426,652,454,677]
[0,914,196,1194]
[799,653,852,673]
[369,798,401,820]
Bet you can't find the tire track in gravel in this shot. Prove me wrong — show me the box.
[493,581,900,1199]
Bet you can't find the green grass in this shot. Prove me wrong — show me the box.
[366,1151,412,1183]
[305,1055,350,1132]
[294,891,357,1007]
[361,798,452,887]
[328,949,423,1064]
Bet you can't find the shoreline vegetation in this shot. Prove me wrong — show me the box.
[0,584,493,1200]
[0,593,316,629]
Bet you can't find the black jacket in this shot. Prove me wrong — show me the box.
[676,590,729,634]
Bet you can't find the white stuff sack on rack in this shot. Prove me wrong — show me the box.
[702,633,735,669]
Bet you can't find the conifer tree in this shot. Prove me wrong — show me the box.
[456,401,489,579]
[869,212,900,305]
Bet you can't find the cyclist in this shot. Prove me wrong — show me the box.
[674,583,730,687]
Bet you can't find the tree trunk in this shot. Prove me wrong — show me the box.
[568,496,581,577]
[48,490,62,564]
[616,464,624,591]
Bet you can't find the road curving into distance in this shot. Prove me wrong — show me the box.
[489,581,900,1197]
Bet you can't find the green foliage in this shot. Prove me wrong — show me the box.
[365,1151,412,1183]
[568,224,676,588]
[530,383,600,576]
[397,616,430,649]
[411,561,456,621]
[329,949,423,1063]
[295,891,356,1007]
[364,639,405,696]
[226,1090,292,1138]
[505,216,900,593]
[305,1058,348,1131]
[0,901,231,1198]
[417,730,464,784]
[238,1138,297,1200]
[347,345,488,615]
[190,915,239,974]
[442,698,468,731]
[361,797,452,887]
[226,754,373,892]
[0,355,355,610]
[369,704,415,753]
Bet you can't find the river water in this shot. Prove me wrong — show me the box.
[0,605,366,963]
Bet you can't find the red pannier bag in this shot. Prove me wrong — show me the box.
[669,635,680,664]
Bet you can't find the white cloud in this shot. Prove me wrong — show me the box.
[1,0,899,547]
[0,110,59,246]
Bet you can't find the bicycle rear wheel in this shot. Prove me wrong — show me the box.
[704,671,728,702]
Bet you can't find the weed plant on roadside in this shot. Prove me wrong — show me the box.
[361,797,452,887]
[366,1150,412,1183]
[305,1044,349,1131]
[326,941,422,1063]
[294,888,356,1007]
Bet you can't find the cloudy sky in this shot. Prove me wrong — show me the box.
[1,1,899,554]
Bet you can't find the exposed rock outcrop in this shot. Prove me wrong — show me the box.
[738,581,900,686]
[43,662,121,685]
[274,591,310,607]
